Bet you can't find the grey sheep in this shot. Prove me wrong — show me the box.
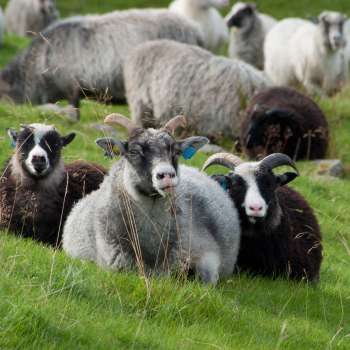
[226,2,277,70]
[5,0,59,37]
[63,114,241,285]
[0,9,204,117]
[124,39,270,141]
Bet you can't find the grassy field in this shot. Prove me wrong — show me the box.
[0,1,350,349]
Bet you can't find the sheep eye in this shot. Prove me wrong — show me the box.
[129,149,143,157]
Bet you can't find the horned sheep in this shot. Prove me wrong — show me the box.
[203,153,323,282]
[0,124,106,247]
[124,39,270,141]
[63,115,241,285]
[226,2,277,70]
[264,11,348,96]
[169,0,229,52]
[0,9,204,116]
[239,87,329,160]
[4,0,59,37]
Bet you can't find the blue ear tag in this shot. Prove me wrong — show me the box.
[10,140,16,149]
[182,146,197,160]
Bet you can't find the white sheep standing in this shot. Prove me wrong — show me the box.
[264,11,348,96]
[226,2,277,69]
[169,0,229,52]
[4,0,59,37]
[124,40,270,140]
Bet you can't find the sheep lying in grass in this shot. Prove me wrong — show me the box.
[203,153,323,282]
[169,0,229,52]
[0,9,204,117]
[264,12,348,96]
[124,39,269,141]
[226,2,277,69]
[239,87,329,160]
[4,0,59,37]
[0,124,106,247]
[63,114,241,285]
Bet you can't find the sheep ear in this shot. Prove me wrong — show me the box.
[276,172,298,186]
[95,137,127,158]
[61,132,76,147]
[178,136,209,160]
[7,128,18,148]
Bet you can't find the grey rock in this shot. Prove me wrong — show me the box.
[315,159,344,178]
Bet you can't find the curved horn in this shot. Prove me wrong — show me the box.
[202,152,244,172]
[104,113,139,134]
[162,115,187,134]
[259,153,299,174]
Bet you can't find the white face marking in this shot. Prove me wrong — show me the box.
[234,163,268,218]
[24,124,55,176]
[152,161,178,197]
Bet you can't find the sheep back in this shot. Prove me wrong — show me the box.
[124,39,269,140]
[240,87,329,160]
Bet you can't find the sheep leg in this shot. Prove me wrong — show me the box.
[68,88,81,120]
[196,251,220,285]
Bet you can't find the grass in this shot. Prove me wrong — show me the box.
[0,1,350,349]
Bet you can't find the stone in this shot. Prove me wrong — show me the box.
[315,159,344,178]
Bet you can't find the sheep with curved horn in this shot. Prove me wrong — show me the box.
[203,152,322,282]
[63,114,241,285]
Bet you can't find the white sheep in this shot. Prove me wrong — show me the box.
[124,39,270,140]
[264,11,348,96]
[169,0,229,52]
[226,2,277,69]
[63,115,241,285]
[4,0,59,37]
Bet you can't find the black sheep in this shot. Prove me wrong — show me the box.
[240,87,329,160]
[0,123,106,247]
[203,152,323,282]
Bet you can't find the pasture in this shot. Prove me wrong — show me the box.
[0,0,349,349]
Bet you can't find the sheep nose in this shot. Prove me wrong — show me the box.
[32,156,47,173]
[156,171,176,180]
[249,205,263,213]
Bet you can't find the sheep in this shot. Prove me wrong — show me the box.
[264,12,348,96]
[225,2,277,69]
[0,123,106,247]
[169,0,229,52]
[239,87,329,160]
[202,152,323,282]
[0,9,204,116]
[4,0,59,37]
[63,114,241,285]
[124,39,270,142]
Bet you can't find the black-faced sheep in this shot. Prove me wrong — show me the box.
[63,114,241,285]
[124,39,269,141]
[239,87,329,160]
[169,0,229,52]
[0,9,204,116]
[226,2,277,69]
[203,152,323,282]
[0,123,106,247]
[264,11,348,96]
[4,0,59,37]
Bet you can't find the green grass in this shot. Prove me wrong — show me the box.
[0,1,350,349]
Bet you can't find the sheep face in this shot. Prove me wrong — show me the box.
[318,11,347,51]
[226,2,257,29]
[204,153,298,231]
[97,127,208,198]
[8,124,75,179]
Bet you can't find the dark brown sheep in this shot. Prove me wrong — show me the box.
[203,152,323,282]
[0,124,106,247]
[240,87,329,160]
